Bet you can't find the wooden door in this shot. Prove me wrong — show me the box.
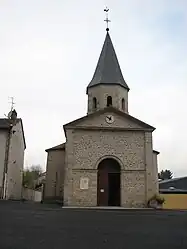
[97,169,108,206]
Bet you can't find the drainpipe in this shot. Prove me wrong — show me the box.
[2,124,12,199]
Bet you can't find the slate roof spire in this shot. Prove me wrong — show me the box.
[87,31,129,93]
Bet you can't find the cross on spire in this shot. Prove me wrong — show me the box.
[104,7,111,32]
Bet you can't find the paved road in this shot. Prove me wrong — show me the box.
[0,201,187,249]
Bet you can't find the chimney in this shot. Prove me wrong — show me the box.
[11,109,17,120]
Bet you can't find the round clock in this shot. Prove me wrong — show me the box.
[105,115,114,124]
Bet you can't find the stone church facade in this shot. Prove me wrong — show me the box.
[45,31,159,207]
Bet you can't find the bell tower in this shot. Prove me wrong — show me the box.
[86,8,129,114]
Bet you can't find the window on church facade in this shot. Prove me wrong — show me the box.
[107,96,112,107]
[93,97,97,109]
[122,98,125,110]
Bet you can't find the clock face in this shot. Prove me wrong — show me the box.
[105,115,114,124]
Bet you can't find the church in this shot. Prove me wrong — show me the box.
[44,28,159,208]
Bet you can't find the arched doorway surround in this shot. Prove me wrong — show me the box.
[97,157,121,206]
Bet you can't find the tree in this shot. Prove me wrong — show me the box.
[22,165,43,189]
[158,169,173,180]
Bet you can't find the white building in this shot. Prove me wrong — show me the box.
[0,110,26,200]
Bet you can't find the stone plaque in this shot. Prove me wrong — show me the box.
[80,177,89,190]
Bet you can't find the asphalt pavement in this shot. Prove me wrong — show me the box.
[0,201,187,249]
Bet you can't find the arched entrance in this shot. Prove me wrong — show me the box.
[97,158,121,206]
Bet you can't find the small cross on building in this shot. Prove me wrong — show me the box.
[104,7,111,31]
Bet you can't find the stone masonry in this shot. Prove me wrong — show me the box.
[87,85,128,114]
[63,110,157,207]
[0,116,25,200]
[45,147,65,200]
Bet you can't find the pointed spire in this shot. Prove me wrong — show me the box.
[87,32,129,92]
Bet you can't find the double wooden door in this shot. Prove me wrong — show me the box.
[97,159,121,206]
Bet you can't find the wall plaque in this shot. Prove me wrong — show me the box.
[80,177,89,190]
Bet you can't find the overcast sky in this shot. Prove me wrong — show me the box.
[0,0,186,176]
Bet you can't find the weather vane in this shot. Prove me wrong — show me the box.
[104,7,111,32]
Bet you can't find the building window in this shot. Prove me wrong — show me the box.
[93,97,97,109]
[122,98,125,110]
[107,96,112,107]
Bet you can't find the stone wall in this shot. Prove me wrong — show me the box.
[64,129,150,207]
[71,170,97,206]
[73,130,145,171]
[64,130,74,205]
[0,131,7,197]
[121,171,146,207]
[76,111,143,129]
[145,132,159,201]
[153,151,159,193]
[87,85,128,114]
[44,149,65,200]
[6,121,25,200]
[22,187,42,202]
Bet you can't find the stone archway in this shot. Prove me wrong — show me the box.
[97,158,121,206]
